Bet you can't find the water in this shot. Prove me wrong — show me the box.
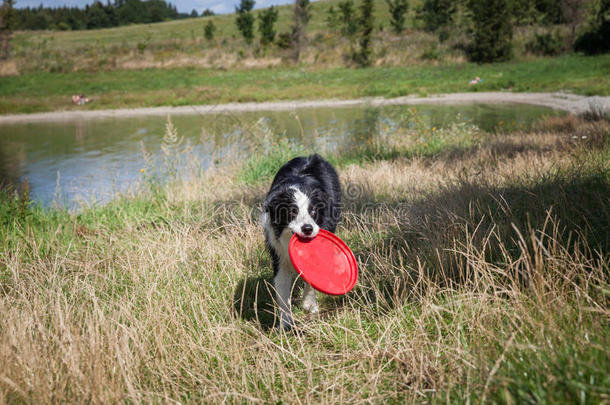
[0,103,563,208]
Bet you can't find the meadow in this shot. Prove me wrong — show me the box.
[1,110,608,402]
[2,0,610,115]
[1,54,610,114]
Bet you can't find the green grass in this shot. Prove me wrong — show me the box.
[11,0,398,50]
[1,53,609,114]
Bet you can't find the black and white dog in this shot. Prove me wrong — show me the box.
[262,154,342,330]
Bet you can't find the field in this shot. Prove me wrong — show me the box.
[1,111,609,402]
[2,0,610,115]
[1,54,610,115]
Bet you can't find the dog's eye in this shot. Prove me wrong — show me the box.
[308,206,316,216]
[289,206,299,218]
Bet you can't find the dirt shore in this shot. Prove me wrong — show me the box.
[1,92,609,124]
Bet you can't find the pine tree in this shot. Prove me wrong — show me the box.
[338,0,358,37]
[235,0,255,44]
[418,0,455,32]
[386,0,408,33]
[258,6,278,45]
[353,0,374,66]
[204,19,216,40]
[468,0,513,63]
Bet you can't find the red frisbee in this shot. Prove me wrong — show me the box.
[288,229,358,295]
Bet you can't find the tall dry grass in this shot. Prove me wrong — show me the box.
[0,115,608,403]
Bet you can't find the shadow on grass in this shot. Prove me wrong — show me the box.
[233,275,277,330]
[343,167,610,308]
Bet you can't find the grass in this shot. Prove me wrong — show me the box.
[2,0,610,114]
[1,53,610,114]
[1,112,609,402]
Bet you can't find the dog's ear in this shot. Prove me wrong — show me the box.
[303,154,322,173]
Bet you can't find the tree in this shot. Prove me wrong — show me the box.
[326,5,341,31]
[386,0,408,33]
[190,9,198,17]
[0,0,15,60]
[258,6,278,45]
[338,0,358,37]
[468,0,513,63]
[86,1,112,29]
[534,0,563,25]
[291,0,311,61]
[202,8,214,16]
[561,0,588,47]
[417,0,455,32]
[204,19,216,40]
[235,0,255,44]
[575,0,610,54]
[353,0,374,66]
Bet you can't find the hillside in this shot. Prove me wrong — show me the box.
[4,0,571,75]
[1,0,609,115]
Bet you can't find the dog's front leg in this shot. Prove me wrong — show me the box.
[302,282,319,314]
[274,264,295,330]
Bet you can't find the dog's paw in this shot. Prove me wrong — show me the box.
[302,300,319,314]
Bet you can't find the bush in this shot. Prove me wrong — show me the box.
[338,0,358,37]
[204,20,215,41]
[56,21,70,31]
[525,31,563,56]
[235,0,255,44]
[468,0,513,63]
[574,0,610,55]
[386,0,408,33]
[352,0,374,67]
[258,6,278,45]
[417,0,455,32]
[276,32,292,49]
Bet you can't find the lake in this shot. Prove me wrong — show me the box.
[0,103,563,208]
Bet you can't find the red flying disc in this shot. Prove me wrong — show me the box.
[289,229,358,295]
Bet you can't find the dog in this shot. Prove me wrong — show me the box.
[261,154,342,330]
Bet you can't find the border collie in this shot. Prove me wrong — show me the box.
[261,154,341,330]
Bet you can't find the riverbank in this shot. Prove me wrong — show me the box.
[1,92,609,124]
[1,54,609,115]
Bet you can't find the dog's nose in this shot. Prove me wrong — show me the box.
[301,224,313,236]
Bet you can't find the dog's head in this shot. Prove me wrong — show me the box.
[263,183,327,241]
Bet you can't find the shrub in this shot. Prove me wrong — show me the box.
[276,32,292,49]
[467,0,513,63]
[386,0,408,33]
[417,0,455,32]
[235,0,255,44]
[352,0,374,67]
[524,31,563,56]
[326,5,341,31]
[258,6,278,45]
[204,20,216,41]
[56,21,70,31]
[338,0,358,37]
[574,0,610,55]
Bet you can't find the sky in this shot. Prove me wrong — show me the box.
[14,0,296,14]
